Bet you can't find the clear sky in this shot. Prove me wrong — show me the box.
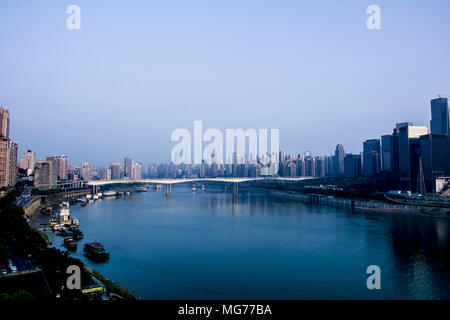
[1,0,450,166]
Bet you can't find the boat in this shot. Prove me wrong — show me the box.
[71,229,84,240]
[59,202,71,226]
[103,191,117,197]
[63,237,77,251]
[49,215,59,227]
[83,242,110,262]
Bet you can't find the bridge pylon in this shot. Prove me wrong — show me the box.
[165,184,172,198]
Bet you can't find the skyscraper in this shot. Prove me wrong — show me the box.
[131,162,142,180]
[19,150,36,174]
[7,140,18,187]
[34,159,57,189]
[124,157,132,178]
[334,144,345,177]
[57,155,69,180]
[344,154,361,178]
[420,134,449,193]
[315,157,325,177]
[0,136,9,187]
[430,97,449,135]
[0,107,10,139]
[390,123,428,192]
[362,139,381,176]
[110,163,122,180]
[381,135,393,172]
[81,162,91,180]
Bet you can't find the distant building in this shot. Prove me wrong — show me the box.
[131,162,142,180]
[81,162,91,180]
[297,159,306,177]
[34,160,57,189]
[110,163,123,179]
[0,107,14,188]
[344,154,361,178]
[0,137,9,187]
[19,150,36,175]
[430,97,450,135]
[57,155,69,180]
[315,157,325,177]
[305,157,315,177]
[390,122,428,192]
[334,144,345,177]
[381,135,393,172]
[124,157,132,178]
[362,139,381,176]
[7,140,18,187]
[0,108,10,139]
[99,166,112,180]
[288,162,297,177]
[325,156,334,176]
[420,134,449,193]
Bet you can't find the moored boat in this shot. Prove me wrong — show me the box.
[83,242,110,262]
[63,237,77,251]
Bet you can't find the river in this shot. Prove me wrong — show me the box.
[32,186,450,299]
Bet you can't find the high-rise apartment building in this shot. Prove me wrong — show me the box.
[124,157,132,178]
[81,162,91,180]
[110,163,122,180]
[131,162,142,180]
[34,159,58,189]
[0,108,10,139]
[0,108,18,188]
[57,155,69,180]
[6,140,18,187]
[19,150,36,174]
[0,137,9,187]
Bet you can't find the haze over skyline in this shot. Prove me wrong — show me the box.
[1,0,450,166]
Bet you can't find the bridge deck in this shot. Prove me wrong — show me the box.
[86,177,316,186]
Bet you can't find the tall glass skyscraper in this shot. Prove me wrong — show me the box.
[430,97,449,135]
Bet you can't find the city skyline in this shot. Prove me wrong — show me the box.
[1,1,450,164]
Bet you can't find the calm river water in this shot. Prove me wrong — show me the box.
[34,187,450,299]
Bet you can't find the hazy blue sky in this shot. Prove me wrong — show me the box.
[1,0,450,166]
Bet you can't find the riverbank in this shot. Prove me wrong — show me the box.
[84,266,140,300]
[22,190,140,300]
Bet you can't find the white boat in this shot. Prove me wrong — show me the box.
[103,191,117,197]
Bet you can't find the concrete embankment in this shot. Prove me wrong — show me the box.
[270,190,450,218]
[84,266,140,300]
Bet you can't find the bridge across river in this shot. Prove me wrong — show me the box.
[84,177,316,196]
